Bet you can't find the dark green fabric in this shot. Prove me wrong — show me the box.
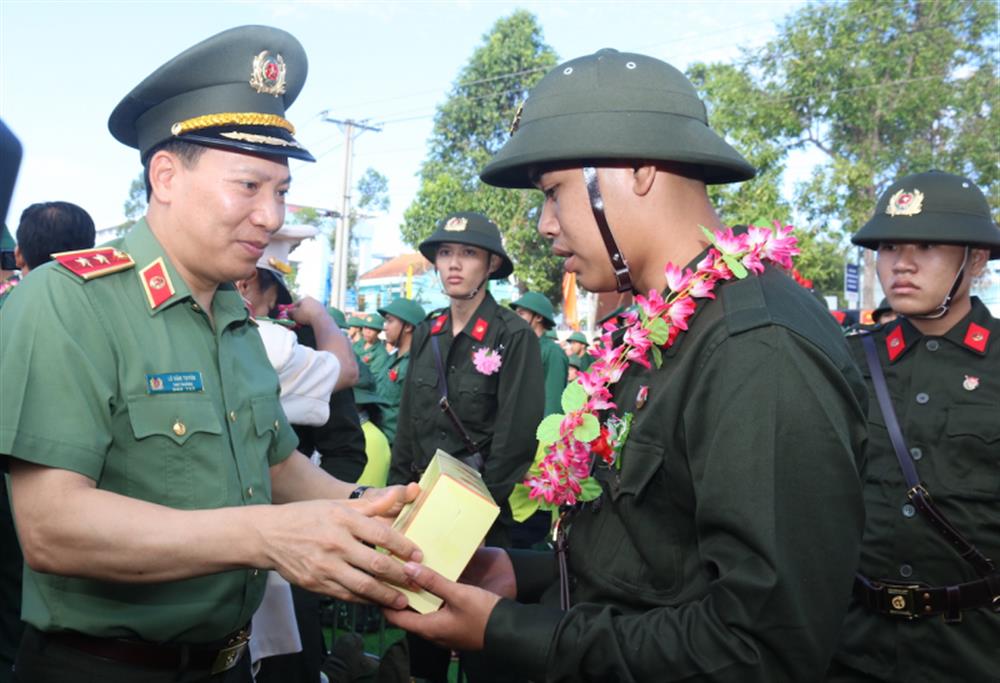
[389,293,543,510]
[481,265,868,682]
[418,212,513,279]
[0,219,295,643]
[539,334,569,416]
[832,299,999,682]
[379,351,410,444]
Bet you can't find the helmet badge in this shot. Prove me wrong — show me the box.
[250,50,287,97]
[885,188,924,217]
[444,217,468,232]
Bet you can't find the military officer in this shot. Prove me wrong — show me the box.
[565,330,593,372]
[511,291,569,416]
[385,49,868,683]
[828,171,1000,683]
[376,297,426,444]
[0,26,419,683]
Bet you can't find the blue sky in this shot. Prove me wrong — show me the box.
[1,0,804,252]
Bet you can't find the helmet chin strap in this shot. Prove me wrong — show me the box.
[583,166,634,293]
[909,246,969,320]
[444,252,492,301]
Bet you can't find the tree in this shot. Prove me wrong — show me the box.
[116,171,146,234]
[356,167,389,213]
[401,11,561,300]
[690,0,998,306]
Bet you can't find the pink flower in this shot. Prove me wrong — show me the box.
[635,289,668,318]
[472,347,502,375]
[688,275,717,299]
[713,227,748,256]
[664,263,694,294]
[761,221,799,269]
[666,297,696,331]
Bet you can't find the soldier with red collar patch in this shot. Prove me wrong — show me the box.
[830,170,1000,683]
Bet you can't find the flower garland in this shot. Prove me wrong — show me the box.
[518,223,799,509]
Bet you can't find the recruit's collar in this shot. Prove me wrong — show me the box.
[881,297,994,363]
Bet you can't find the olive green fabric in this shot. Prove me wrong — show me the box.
[0,225,13,251]
[418,212,513,279]
[0,219,297,643]
[482,263,868,682]
[511,291,556,329]
[379,351,410,445]
[852,171,1000,258]
[831,300,999,682]
[480,48,754,189]
[538,333,568,417]
[357,339,390,379]
[109,25,314,162]
[389,292,543,514]
[378,298,425,328]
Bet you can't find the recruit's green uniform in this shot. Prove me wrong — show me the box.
[379,351,409,444]
[358,340,389,377]
[483,264,868,682]
[830,302,999,682]
[389,292,544,518]
[538,332,569,417]
[0,220,297,643]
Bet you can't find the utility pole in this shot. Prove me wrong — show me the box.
[321,113,382,310]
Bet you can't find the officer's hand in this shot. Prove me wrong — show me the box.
[288,296,329,326]
[358,483,421,522]
[459,546,516,600]
[382,562,501,651]
[265,488,422,608]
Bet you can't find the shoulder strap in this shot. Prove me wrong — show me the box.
[430,335,485,472]
[860,333,996,577]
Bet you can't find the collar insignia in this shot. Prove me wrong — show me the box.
[53,247,135,280]
[962,322,990,353]
[886,325,906,362]
[139,257,176,310]
[470,317,489,342]
[250,50,287,96]
[885,188,924,217]
[431,313,448,335]
[962,375,980,391]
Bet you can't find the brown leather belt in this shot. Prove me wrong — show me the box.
[41,625,250,674]
[854,573,1000,623]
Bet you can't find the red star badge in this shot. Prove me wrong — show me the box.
[389,368,399,382]
[963,322,990,353]
[471,317,489,342]
[885,325,905,362]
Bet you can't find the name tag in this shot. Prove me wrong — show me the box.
[146,372,204,394]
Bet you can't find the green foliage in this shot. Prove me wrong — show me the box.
[401,11,561,300]
[356,167,389,213]
[116,171,147,235]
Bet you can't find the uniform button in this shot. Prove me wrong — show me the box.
[247,487,254,497]
[899,564,913,578]
[273,420,280,430]
[902,503,916,518]
[172,420,186,437]
[229,411,237,422]
[925,339,939,351]
[191,303,201,312]
[915,392,929,404]
[910,447,923,461]
[252,569,259,577]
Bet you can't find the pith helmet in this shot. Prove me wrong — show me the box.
[378,298,426,327]
[567,331,588,345]
[481,48,754,189]
[358,312,384,331]
[255,222,316,305]
[346,314,366,328]
[510,291,557,328]
[327,306,349,329]
[853,171,1000,258]
[109,25,314,162]
[418,211,513,279]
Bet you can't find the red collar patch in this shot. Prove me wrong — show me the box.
[138,257,176,310]
[963,322,990,353]
[885,325,906,362]
[53,247,134,280]
[830,310,847,325]
[430,313,448,335]
[470,317,489,342]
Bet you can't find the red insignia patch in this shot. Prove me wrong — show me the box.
[963,322,990,353]
[431,314,448,335]
[471,317,489,342]
[363,355,371,363]
[389,368,399,382]
[53,247,134,280]
[139,257,175,310]
[830,310,847,325]
[885,325,905,362]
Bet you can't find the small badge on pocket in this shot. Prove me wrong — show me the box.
[146,372,204,394]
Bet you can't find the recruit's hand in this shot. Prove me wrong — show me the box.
[359,484,421,522]
[263,483,422,607]
[288,296,330,327]
[459,546,516,599]
[383,562,502,651]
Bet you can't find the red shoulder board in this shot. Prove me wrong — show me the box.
[885,325,905,362]
[139,257,176,310]
[53,247,134,280]
[963,322,990,353]
[431,313,448,335]
[471,317,489,342]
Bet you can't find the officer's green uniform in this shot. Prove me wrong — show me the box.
[473,49,869,682]
[830,172,1000,683]
[566,331,594,372]
[376,298,426,444]
[511,292,568,417]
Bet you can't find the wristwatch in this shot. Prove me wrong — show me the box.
[349,485,370,500]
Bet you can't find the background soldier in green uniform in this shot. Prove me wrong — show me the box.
[511,291,569,416]
[828,171,1000,683]
[385,48,868,683]
[565,330,593,372]
[377,297,426,444]
[0,26,420,683]
[356,312,390,377]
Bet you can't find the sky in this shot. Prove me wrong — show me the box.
[0,0,806,255]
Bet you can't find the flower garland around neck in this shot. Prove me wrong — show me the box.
[509,222,799,514]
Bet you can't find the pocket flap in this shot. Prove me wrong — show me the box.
[128,395,222,445]
[611,438,663,502]
[946,405,1000,443]
[251,396,283,438]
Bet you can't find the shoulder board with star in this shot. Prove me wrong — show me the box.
[52,247,135,280]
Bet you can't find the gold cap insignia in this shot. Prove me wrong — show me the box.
[886,189,924,217]
[509,101,524,135]
[444,217,468,232]
[267,257,293,274]
[250,51,287,97]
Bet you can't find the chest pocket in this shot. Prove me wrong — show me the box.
[250,396,282,444]
[456,372,498,429]
[126,395,224,508]
[928,405,1000,498]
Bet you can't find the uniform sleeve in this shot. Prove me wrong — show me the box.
[0,271,116,479]
[482,327,544,504]
[483,326,867,682]
[542,342,569,417]
[256,322,340,427]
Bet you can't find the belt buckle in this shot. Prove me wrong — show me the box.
[885,584,921,619]
[992,594,1000,613]
[210,629,250,675]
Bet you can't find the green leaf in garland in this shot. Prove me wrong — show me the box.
[560,381,587,413]
[507,483,541,522]
[577,476,603,502]
[647,317,669,345]
[536,413,564,445]
[650,344,663,368]
[700,224,718,245]
[574,413,600,442]
[751,216,772,229]
[723,253,748,279]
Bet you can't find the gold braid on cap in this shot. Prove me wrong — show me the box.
[170,112,295,137]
